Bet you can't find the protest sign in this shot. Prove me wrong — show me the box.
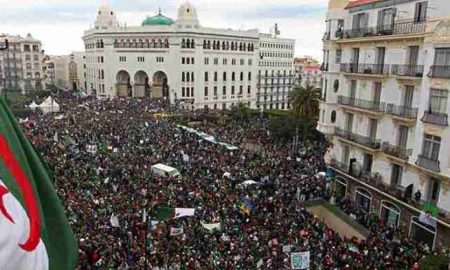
[291,251,310,269]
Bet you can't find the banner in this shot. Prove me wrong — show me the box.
[174,208,195,219]
[419,212,437,228]
[170,227,184,236]
[110,214,120,228]
[201,222,221,232]
[86,144,97,154]
[291,252,310,270]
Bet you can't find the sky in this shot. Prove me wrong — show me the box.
[0,0,328,60]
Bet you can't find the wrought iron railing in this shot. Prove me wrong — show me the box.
[338,96,385,112]
[340,63,390,75]
[386,104,418,119]
[391,64,424,77]
[421,111,448,126]
[428,66,450,79]
[330,158,349,173]
[416,155,440,172]
[335,127,381,149]
[343,19,426,39]
[382,142,412,159]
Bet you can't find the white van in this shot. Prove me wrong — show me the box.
[151,164,181,177]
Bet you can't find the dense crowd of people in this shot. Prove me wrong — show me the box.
[23,96,439,269]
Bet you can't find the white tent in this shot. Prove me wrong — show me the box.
[28,101,39,110]
[38,96,60,114]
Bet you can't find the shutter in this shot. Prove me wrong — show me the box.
[414,2,420,22]
[421,1,428,21]
[377,10,384,30]
[363,13,369,29]
[352,14,359,29]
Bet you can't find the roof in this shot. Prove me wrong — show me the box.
[142,11,174,26]
[345,0,381,9]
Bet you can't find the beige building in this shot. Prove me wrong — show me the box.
[294,56,323,89]
[0,33,45,94]
[53,52,86,91]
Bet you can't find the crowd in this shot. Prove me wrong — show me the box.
[23,96,437,269]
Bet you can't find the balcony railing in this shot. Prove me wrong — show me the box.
[335,127,381,149]
[391,64,424,77]
[386,104,418,119]
[340,63,390,75]
[428,66,450,79]
[416,155,440,172]
[343,19,427,39]
[421,111,448,126]
[338,96,385,112]
[330,158,349,173]
[381,142,412,159]
[323,32,331,41]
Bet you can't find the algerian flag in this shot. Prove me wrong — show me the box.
[201,221,221,232]
[0,97,77,269]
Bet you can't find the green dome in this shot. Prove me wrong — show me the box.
[142,12,174,26]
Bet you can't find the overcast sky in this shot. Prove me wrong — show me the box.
[0,0,327,60]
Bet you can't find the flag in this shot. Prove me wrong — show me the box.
[152,204,173,221]
[240,198,254,215]
[0,97,77,269]
[201,222,221,232]
[423,202,439,217]
[110,214,120,228]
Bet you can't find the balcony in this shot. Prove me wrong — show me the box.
[416,155,440,172]
[342,19,426,39]
[381,142,412,160]
[391,65,424,77]
[421,111,448,126]
[323,32,331,41]
[340,63,389,75]
[338,96,385,112]
[428,66,450,79]
[335,127,381,149]
[386,104,418,119]
[330,158,349,173]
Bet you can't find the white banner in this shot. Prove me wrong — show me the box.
[174,208,195,219]
[201,222,221,231]
[291,251,310,270]
[170,227,184,236]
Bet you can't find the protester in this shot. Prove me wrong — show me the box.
[24,95,438,269]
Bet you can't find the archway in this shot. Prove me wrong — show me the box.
[134,71,149,98]
[116,70,131,97]
[72,81,78,91]
[152,71,169,99]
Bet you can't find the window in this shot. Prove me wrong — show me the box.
[182,72,185,82]
[352,12,368,31]
[333,80,339,92]
[204,58,209,65]
[428,177,440,202]
[429,89,448,113]
[138,57,145,62]
[232,72,235,81]
[248,59,252,66]
[390,164,403,187]
[119,56,126,62]
[248,72,252,81]
[191,72,194,82]
[355,187,372,213]
[336,49,342,64]
[223,58,227,65]
[182,87,186,97]
[204,87,208,96]
[421,134,441,161]
[214,72,218,82]
[182,58,186,64]
[240,59,245,65]
[239,85,243,95]
[205,72,209,82]
[380,201,400,227]
[223,86,226,95]
[156,57,164,63]
[331,111,336,123]
[223,72,227,81]
[231,86,235,95]
[247,85,251,94]
[240,72,244,81]
[214,58,219,65]
[232,59,236,65]
[213,86,218,96]
[187,58,190,64]
[414,1,428,23]
[23,45,30,52]
[33,54,39,61]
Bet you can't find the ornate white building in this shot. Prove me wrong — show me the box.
[83,2,295,109]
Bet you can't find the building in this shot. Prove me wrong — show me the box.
[53,52,86,91]
[42,55,55,90]
[0,33,45,94]
[294,56,323,89]
[319,0,450,249]
[83,2,295,109]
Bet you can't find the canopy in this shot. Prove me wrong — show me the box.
[39,96,60,114]
[28,101,39,109]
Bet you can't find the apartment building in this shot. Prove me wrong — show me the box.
[0,34,44,94]
[319,0,450,249]
[294,56,323,89]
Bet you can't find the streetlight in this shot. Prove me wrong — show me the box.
[1,39,9,100]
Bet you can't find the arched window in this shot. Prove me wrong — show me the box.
[164,39,169,48]
[205,72,209,82]
[331,111,336,123]
[226,41,230,50]
[380,201,401,227]
[333,80,339,92]
[186,39,191,49]
[232,72,235,81]
[158,39,162,48]
[223,72,227,81]
[181,39,186,48]
[191,39,195,48]
[207,40,211,49]
[355,187,372,213]
[222,41,226,50]
[203,40,207,49]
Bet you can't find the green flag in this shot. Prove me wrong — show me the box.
[0,97,77,269]
[423,202,439,217]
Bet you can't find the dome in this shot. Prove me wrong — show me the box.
[176,2,199,27]
[95,2,119,29]
[142,11,174,26]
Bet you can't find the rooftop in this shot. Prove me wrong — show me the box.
[346,0,381,9]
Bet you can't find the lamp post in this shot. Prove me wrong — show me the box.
[0,39,9,100]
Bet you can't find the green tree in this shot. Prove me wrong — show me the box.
[421,254,449,270]
[289,85,321,121]
[229,102,251,121]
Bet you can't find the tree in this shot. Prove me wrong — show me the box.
[421,254,450,270]
[229,102,251,121]
[289,85,321,121]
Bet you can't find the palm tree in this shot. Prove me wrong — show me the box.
[289,85,321,121]
[289,85,322,154]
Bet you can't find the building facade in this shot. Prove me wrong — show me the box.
[319,0,450,249]
[0,34,45,94]
[83,2,295,109]
[53,52,87,92]
[294,56,323,89]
